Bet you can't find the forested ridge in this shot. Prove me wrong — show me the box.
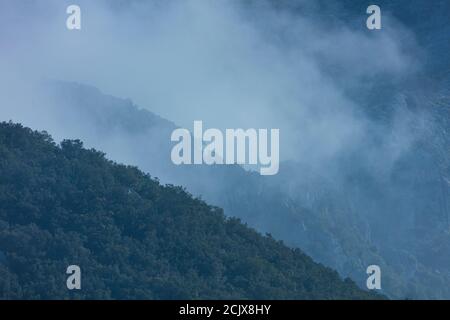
[0,121,383,299]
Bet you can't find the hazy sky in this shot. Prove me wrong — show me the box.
[0,0,422,165]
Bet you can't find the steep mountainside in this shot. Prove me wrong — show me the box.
[35,79,450,299]
[0,122,382,299]
[2,0,450,300]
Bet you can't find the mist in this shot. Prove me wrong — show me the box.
[1,0,444,299]
[0,0,423,167]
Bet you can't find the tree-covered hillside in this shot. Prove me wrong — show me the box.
[0,122,382,299]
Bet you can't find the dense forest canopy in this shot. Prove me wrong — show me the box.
[0,121,383,299]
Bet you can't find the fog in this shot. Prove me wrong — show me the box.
[0,0,424,168]
[1,0,443,298]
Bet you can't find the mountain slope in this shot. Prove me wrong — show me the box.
[3,0,450,300]
[0,122,382,299]
[38,80,450,299]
